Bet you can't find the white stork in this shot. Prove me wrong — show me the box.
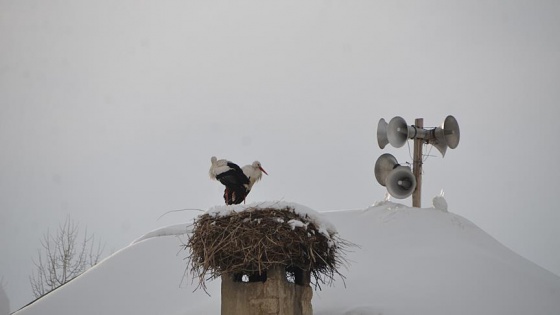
[209,156,249,205]
[241,161,268,195]
[209,156,228,178]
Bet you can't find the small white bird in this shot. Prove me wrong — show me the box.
[241,161,268,194]
[432,189,448,212]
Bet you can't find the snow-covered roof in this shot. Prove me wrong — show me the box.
[14,201,560,315]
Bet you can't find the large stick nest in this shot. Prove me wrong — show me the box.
[183,206,351,291]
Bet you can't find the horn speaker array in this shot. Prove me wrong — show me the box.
[375,115,460,203]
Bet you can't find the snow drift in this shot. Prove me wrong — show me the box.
[14,201,560,315]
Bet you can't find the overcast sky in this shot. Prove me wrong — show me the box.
[1,0,559,311]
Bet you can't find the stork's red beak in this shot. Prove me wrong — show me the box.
[260,167,268,175]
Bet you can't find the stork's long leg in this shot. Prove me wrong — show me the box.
[224,188,230,205]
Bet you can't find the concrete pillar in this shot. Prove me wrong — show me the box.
[221,266,312,315]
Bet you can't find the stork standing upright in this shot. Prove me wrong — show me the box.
[209,156,249,205]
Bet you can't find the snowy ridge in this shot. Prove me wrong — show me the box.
[14,202,560,315]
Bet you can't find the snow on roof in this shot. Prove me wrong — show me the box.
[14,201,560,315]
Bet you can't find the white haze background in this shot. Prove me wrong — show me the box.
[1,0,560,311]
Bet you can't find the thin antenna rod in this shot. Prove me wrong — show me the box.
[412,118,423,208]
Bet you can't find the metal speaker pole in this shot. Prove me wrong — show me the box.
[377,118,389,149]
[387,116,411,148]
[412,118,423,207]
[374,153,398,186]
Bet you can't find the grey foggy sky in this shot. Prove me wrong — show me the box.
[1,0,560,311]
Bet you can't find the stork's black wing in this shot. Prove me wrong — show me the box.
[216,162,250,186]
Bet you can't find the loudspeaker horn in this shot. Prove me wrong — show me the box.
[374,153,417,199]
[443,115,460,149]
[377,118,389,149]
[386,165,417,199]
[374,153,398,186]
[432,127,448,157]
[432,115,461,157]
[387,116,411,148]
